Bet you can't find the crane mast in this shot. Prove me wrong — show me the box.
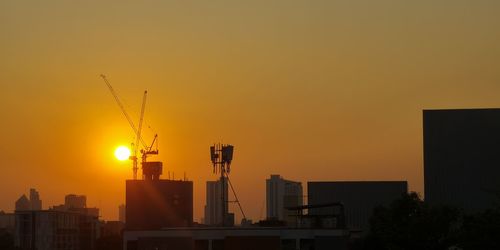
[101,74,158,179]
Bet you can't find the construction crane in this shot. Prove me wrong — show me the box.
[100,74,158,179]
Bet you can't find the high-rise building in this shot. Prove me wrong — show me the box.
[51,194,99,218]
[424,109,500,213]
[65,194,86,209]
[15,210,98,250]
[266,175,303,226]
[15,188,42,211]
[204,177,229,226]
[119,204,126,223]
[308,181,407,234]
[126,161,193,230]
[15,195,30,211]
[29,189,42,210]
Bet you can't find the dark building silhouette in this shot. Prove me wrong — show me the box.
[308,181,407,234]
[52,194,99,218]
[15,188,42,211]
[424,108,500,212]
[15,210,98,250]
[126,162,193,230]
[124,227,349,250]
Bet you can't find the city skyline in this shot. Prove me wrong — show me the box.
[2,0,500,222]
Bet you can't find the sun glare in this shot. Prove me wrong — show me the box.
[115,146,131,161]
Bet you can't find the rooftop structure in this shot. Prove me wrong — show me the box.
[308,181,407,234]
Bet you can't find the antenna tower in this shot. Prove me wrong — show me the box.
[210,143,246,226]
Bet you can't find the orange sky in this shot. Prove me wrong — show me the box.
[1,1,500,222]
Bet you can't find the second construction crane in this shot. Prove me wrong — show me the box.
[101,74,158,179]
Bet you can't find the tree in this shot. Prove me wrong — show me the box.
[365,192,460,250]
[459,207,500,249]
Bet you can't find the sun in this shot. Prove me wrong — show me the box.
[115,146,131,161]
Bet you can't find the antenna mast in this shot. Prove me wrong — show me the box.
[210,144,246,226]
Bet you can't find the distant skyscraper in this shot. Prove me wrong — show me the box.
[29,189,42,210]
[204,177,228,226]
[424,109,500,213]
[15,195,30,211]
[308,181,407,234]
[266,175,303,226]
[15,188,42,211]
[119,204,126,223]
[65,194,86,209]
[51,194,99,217]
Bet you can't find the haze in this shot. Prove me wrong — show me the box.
[1,1,499,222]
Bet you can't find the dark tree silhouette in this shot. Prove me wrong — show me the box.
[364,192,460,250]
[459,207,500,249]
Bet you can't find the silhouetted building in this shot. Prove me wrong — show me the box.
[266,175,303,226]
[204,177,231,226]
[51,194,99,218]
[15,188,43,211]
[119,204,126,223]
[123,227,349,250]
[0,211,15,234]
[101,221,124,237]
[126,178,193,230]
[14,210,99,250]
[424,108,500,213]
[65,194,86,209]
[308,181,407,234]
[15,195,30,211]
[30,188,42,210]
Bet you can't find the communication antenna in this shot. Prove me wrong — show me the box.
[210,144,246,226]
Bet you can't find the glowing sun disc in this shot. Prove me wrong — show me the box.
[115,146,131,161]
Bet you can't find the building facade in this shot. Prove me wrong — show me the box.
[424,108,500,213]
[30,188,42,210]
[14,210,98,250]
[65,194,87,209]
[204,177,229,226]
[266,175,303,226]
[308,181,407,234]
[119,204,126,223]
[123,227,349,250]
[0,211,15,234]
[52,194,99,218]
[15,188,43,211]
[126,179,193,230]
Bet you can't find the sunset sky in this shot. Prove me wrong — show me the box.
[1,1,499,222]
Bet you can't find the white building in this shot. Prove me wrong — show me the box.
[266,175,303,226]
[204,177,229,226]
